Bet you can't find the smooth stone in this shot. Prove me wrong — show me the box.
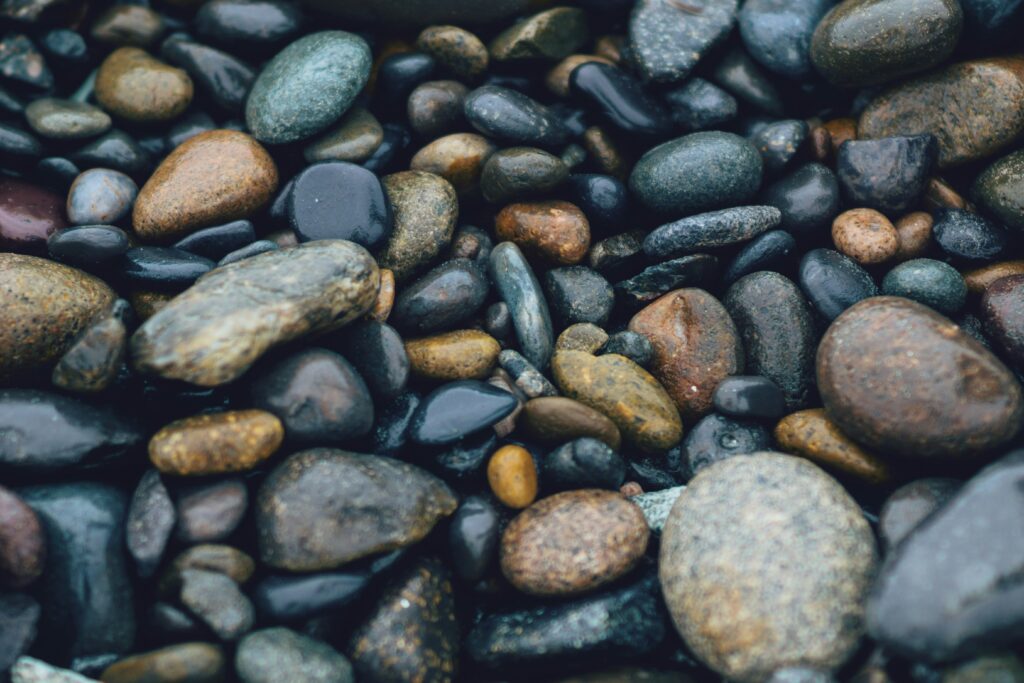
[0,389,142,471]
[409,133,496,196]
[406,79,468,138]
[378,170,458,282]
[0,177,68,255]
[496,200,590,266]
[179,569,253,641]
[490,7,588,61]
[245,31,371,144]
[71,130,152,177]
[498,349,558,398]
[661,454,877,682]
[739,0,833,78]
[25,99,110,140]
[489,241,555,369]
[487,444,538,509]
[121,247,215,289]
[932,208,1008,263]
[0,487,45,589]
[133,130,277,242]
[713,375,786,420]
[588,232,642,278]
[546,54,613,97]
[391,258,488,334]
[90,5,164,48]
[237,628,352,683]
[556,323,606,352]
[750,119,808,174]
[614,254,719,311]
[409,380,519,446]
[679,413,772,479]
[601,331,654,368]
[149,410,283,476]
[66,169,137,226]
[629,132,763,217]
[95,48,193,122]
[464,86,569,149]
[858,57,1024,167]
[628,0,738,83]
[416,25,489,81]
[173,220,255,259]
[775,409,892,485]
[432,431,497,489]
[161,39,256,113]
[711,46,785,115]
[980,274,1024,367]
[629,289,743,422]
[0,594,40,672]
[131,241,378,386]
[723,230,796,286]
[176,478,250,543]
[333,320,409,401]
[287,161,391,250]
[33,157,80,194]
[799,248,879,321]
[257,449,456,570]
[878,478,959,551]
[837,135,938,214]
[11,658,95,683]
[564,174,628,232]
[253,570,370,623]
[972,149,1024,231]
[882,258,967,315]
[480,147,567,204]
[449,495,499,581]
[163,544,255,589]
[867,451,1024,661]
[544,266,614,328]
[125,470,175,578]
[963,260,1024,295]
[761,162,840,239]
[521,396,622,450]
[304,107,382,163]
[362,122,413,175]
[406,330,499,381]
[163,111,216,150]
[544,438,626,492]
[195,0,304,55]
[19,483,135,661]
[570,62,672,137]
[832,208,899,266]
[466,575,666,671]
[51,313,126,393]
[552,350,683,452]
[643,206,781,259]
[375,52,437,113]
[817,296,1023,458]
[219,240,278,265]
[663,77,738,131]
[102,643,226,683]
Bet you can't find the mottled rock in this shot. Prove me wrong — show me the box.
[25,99,110,140]
[836,135,938,214]
[980,274,1024,367]
[236,628,352,683]
[490,7,588,62]
[378,170,458,282]
[490,242,555,369]
[481,147,568,204]
[406,329,499,381]
[391,258,488,334]
[895,211,935,260]
[643,206,780,260]
[679,413,772,478]
[180,569,253,641]
[416,25,488,81]
[149,410,283,476]
[125,470,175,578]
[972,148,1024,231]
[464,86,569,149]
[544,266,614,329]
[933,208,1008,263]
[544,438,626,493]
[95,48,193,122]
[496,200,590,266]
[629,0,738,84]
[832,208,899,266]
[882,258,967,316]
[1,177,68,255]
[409,133,496,196]
[304,106,382,163]
[0,487,45,589]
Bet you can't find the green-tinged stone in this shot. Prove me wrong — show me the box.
[490,7,589,62]
[972,148,1024,231]
[24,98,111,140]
[378,171,458,282]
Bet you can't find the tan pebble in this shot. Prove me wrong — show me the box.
[774,409,892,485]
[520,396,622,451]
[368,268,394,322]
[149,409,284,476]
[410,133,496,196]
[406,329,500,381]
[555,322,608,353]
[894,211,934,260]
[95,47,193,122]
[924,176,972,211]
[487,445,538,509]
[495,200,590,266]
[545,54,613,96]
[594,35,624,63]
[832,208,899,265]
[963,260,1024,295]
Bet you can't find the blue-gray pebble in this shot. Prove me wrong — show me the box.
[464,86,569,149]
[629,0,739,83]
[738,0,834,78]
[644,205,781,259]
[882,258,967,316]
[489,242,554,370]
[66,168,138,225]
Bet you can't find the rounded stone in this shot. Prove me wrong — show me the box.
[544,266,614,328]
[24,98,111,140]
[882,258,967,315]
[798,248,879,321]
[95,47,193,122]
[659,453,878,683]
[287,161,391,250]
[894,211,934,260]
[963,260,1024,295]
[817,296,1023,458]
[832,208,899,266]
[66,168,137,226]
[679,413,772,479]
[0,486,45,589]
[544,438,626,493]
[416,25,489,81]
[480,147,568,204]
[409,380,519,446]
[487,444,539,509]
[405,80,467,139]
[836,135,938,215]
[973,149,1024,231]
[51,313,127,393]
[643,206,781,260]
[149,410,283,476]
[933,208,1008,263]
[520,396,622,451]
[738,0,834,78]
[236,628,353,683]
[102,643,226,683]
[760,162,840,239]
[495,200,590,266]
[775,409,892,485]
[90,4,164,47]
[378,170,458,282]
[303,107,383,163]
[195,0,304,55]
[391,258,488,334]
[406,329,500,381]
[409,132,496,196]
[245,31,371,144]
[712,375,786,420]
[464,85,569,149]
[501,490,648,597]
[980,274,1024,367]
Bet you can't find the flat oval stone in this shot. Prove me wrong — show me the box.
[933,208,1008,263]
[464,85,569,149]
[882,258,967,316]
[799,248,879,321]
[131,241,379,386]
[237,628,352,683]
[67,168,137,226]
[628,0,738,84]
[480,147,568,204]
[520,396,622,450]
[416,25,489,81]
[449,495,499,581]
[95,47,193,122]
[149,410,284,476]
[836,134,938,214]
[125,470,175,578]
[643,206,781,260]
[501,490,648,597]
[71,130,152,177]
[245,31,371,144]
[629,289,744,423]
[564,173,628,232]
[0,253,115,381]
[878,478,959,551]
[972,149,1024,231]
[51,313,126,393]
[739,0,833,78]
[629,132,763,217]
[133,130,278,242]
[775,408,892,485]
[832,208,899,266]
[980,274,1024,367]
[810,0,963,87]
[257,448,456,570]
[406,329,499,381]
[304,106,383,163]
[552,350,682,452]
[495,200,590,266]
[409,133,496,197]
[174,220,255,259]
[391,258,488,334]
[195,0,303,54]
[0,486,45,589]
[287,161,391,250]
[761,162,840,239]
[858,57,1024,167]
[489,241,555,369]
[102,643,225,683]
[178,568,254,641]
[175,479,249,543]
[0,177,68,255]
[408,380,519,445]
[660,453,878,682]
[25,98,110,139]
[378,170,458,282]
[122,246,216,289]
[817,296,1023,458]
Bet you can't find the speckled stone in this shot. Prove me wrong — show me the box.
[495,200,590,266]
[180,568,253,641]
[660,453,878,683]
[131,241,378,386]
[149,410,283,476]
[132,130,277,242]
[552,350,683,452]
[480,147,568,204]
[882,258,967,315]
[51,313,126,393]
[775,409,892,485]
[933,208,1008,263]
[416,25,488,81]
[643,206,780,260]
[544,266,614,328]
[817,296,1023,458]
[349,556,457,683]
[378,170,458,282]
[832,208,899,266]
[409,133,496,196]
[498,349,557,398]
[0,486,45,589]
[236,628,352,683]
[0,253,115,382]
[878,478,959,551]
[501,490,648,596]
[520,396,622,450]
[859,57,1024,167]
[629,132,763,216]
[66,169,137,226]
[556,323,609,354]
[490,7,588,62]
[25,99,110,140]
[836,135,938,214]
[102,643,226,683]
[972,149,1024,231]
[124,470,175,579]
[257,449,456,571]
[406,329,500,381]
[464,85,569,149]
[628,485,683,533]
[95,48,193,122]
[303,107,383,163]
[487,444,538,509]
[810,0,963,86]
[894,211,934,260]
[245,31,371,144]
[980,274,1024,367]
[799,248,879,321]
[739,0,833,78]
[629,0,739,84]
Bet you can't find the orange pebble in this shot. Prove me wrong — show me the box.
[487,445,538,509]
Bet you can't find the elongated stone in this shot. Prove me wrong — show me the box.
[489,241,554,369]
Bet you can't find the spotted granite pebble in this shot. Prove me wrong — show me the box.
[148,410,283,476]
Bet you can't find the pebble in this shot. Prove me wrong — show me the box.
[304,106,383,163]
[132,130,278,242]
[378,170,458,281]
[287,161,391,249]
[629,289,744,422]
[125,470,175,578]
[679,413,772,479]
[490,241,555,369]
[964,260,1024,294]
[832,208,900,266]
[90,5,164,48]
[663,77,738,131]
[810,0,963,86]
[882,258,967,315]
[544,266,614,328]
[738,0,833,78]
[257,449,456,570]
[496,200,590,266]
[660,454,877,682]
[877,478,959,551]
[409,133,495,196]
[71,130,152,177]
[628,0,738,83]
[643,205,781,259]
[161,39,256,113]
[723,229,796,286]
[66,169,137,226]
[149,410,283,476]
[894,211,934,260]
[1,177,68,255]
[164,544,255,588]
[406,80,467,139]
[195,0,303,55]
[569,62,672,138]
[174,219,255,259]
[557,322,609,354]
[837,135,938,214]
[252,570,370,624]
[972,148,1024,231]
[95,48,193,122]
[615,254,719,310]
[490,7,588,62]
[375,52,436,113]
[817,296,1023,458]
[629,132,763,216]
[520,396,622,450]
[391,258,488,334]
[775,409,892,485]
[51,313,126,393]
[859,57,1024,167]
[0,123,43,164]
[179,568,253,641]
[102,643,225,683]
[867,450,1024,661]
[131,241,378,386]
[406,329,500,381]
[544,438,626,492]
[487,444,538,509]
[552,350,683,452]
[798,248,879,321]
[176,480,248,542]
[932,208,1007,263]
[464,85,569,149]
[751,119,807,175]
[25,99,110,140]
[236,628,352,683]
[712,375,786,420]
[761,162,840,239]
[409,380,519,445]
[245,31,371,144]
[0,595,40,674]
[11,658,96,683]
[564,173,628,232]
[416,25,488,81]
[121,247,215,289]
[712,46,785,115]
[980,274,1024,367]
[448,495,500,581]
[334,320,409,401]
[0,486,45,589]
[480,147,567,204]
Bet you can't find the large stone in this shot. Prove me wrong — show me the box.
[378,170,458,282]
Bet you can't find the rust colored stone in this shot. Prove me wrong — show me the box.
[894,211,934,261]
[963,260,1024,295]
[0,177,67,255]
[923,176,972,211]
[519,396,622,450]
[368,268,395,322]
[0,485,46,589]
[410,132,496,196]
[487,445,538,509]
[980,274,1024,367]
[823,117,857,157]
[95,47,193,121]
[495,200,590,265]
[832,208,899,266]
[405,329,500,381]
[149,409,284,476]
[101,643,226,683]
[775,409,892,485]
[594,35,624,63]
[583,125,626,178]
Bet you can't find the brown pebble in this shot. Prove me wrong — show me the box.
[487,445,539,509]
[495,200,590,265]
[823,117,857,156]
[406,329,500,381]
[409,133,496,196]
[133,129,278,242]
[546,54,613,96]
[894,211,934,260]
[0,485,46,589]
[368,268,395,322]
[832,208,899,265]
[924,176,972,211]
[416,25,489,82]
[159,544,255,594]
[149,410,284,476]
[519,396,622,451]
[774,409,892,485]
[583,125,626,178]
[101,643,225,683]
[555,322,609,353]
[95,47,193,122]
[266,229,298,248]
[809,125,833,163]
[129,290,174,320]
[90,5,164,48]
[964,260,1024,295]
[500,490,649,596]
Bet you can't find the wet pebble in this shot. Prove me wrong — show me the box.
[125,470,175,578]
[288,161,391,250]
[774,408,892,485]
[407,329,500,381]
[149,410,283,476]
[378,169,458,281]
[304,106,383,163]
[832,208,899,266]
[499,349,559,398]
[739,0,833,78]
[980,274,1024,367]
[569,62,672,138]
[25,98,110,140]
[480,147,567,204]
[95,48,193,122]
[409,133,495,196]
[161,39,256,113]
[409,380,519,446]
[972,148,1024,231]
[544,438,626,492]
[464,85,569,149]
[391,258,488,334]
[487,444,538,509]
[1,177,68,255]
[712,375,786,420]
[448,495,500,582]
[798,248,879,321]
[663,77,738,132]
[679,413,772,478]
[643,205,781,259]
[750,119,807,174]
[175,478,249,543]
[837,135,938,214]
[416,25,488,82]
[521,396,622,450]
[882,258,967,315]
[490,241,555,368]
[628,0,738,84]
[173,219,255,259]
[878,478,960,551]
[761,162,840,239]
[932,208,1008,263]
[0,486,45,589]
[490,7,589,62]
[121,247,215,289]
[51,313,126,393]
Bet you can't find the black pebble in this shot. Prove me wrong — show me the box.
[409,381,518,446]
[543,266,614,329]
[798,248,878,321]
[712,375,787,420]
[569,62,673,138]
[375,52,436,112]
[448,495,500,582]
[836,134,937,214]
[287,161,393,250]
[932,208,1008,263]
[723,229,796,285]
[544,437,626,492]
[681,413,772,480]
[761,162,840,239]
[173,220,256,259]
[121,247,215,290]
[391,259,489,334]
[601,331,653,368]
[563,174,628,233]
[48,225,129,269]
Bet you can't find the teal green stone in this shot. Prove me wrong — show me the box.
[245,31,371,145]
[882,258,967,316]
[972,149,1024,231]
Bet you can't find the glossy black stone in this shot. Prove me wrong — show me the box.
[543,266,614,329]
[121,246,216,290]
[194,0,304,55]
[600,331,654,368]
[798,248,878,321]
[33,156,81,192]
[173,219,255,259]
[723,230,796,285]
[663,77,738,131]
[287,161,393,250]
[370,392,421,458]
[267,176,293,225]
[432,431,497,491]
[253,570,371,622]
[569,62,672,138]
[751,119,808,175]
[932,208,1008,263]
[712,375,787,420]
[712,47,785,116]
[464,85,570,149]
[47,224,129,270]
[161,38,256,112]
[71,130,152,177]
[218,239,278,265]
[680,413,772,480]
[544,437,627,493]
[332,320,410,401]
[448,495,500,582]
[409,380,518,446]
[0,122,42,163]
[614,254,719,310]
[761,162,840,239]
[391,259,489,334]
[837,134,938,214]
[563,174,628,233]
[375,51,436,112]
[362,123,412,175]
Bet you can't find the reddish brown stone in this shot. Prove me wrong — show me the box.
[832,208,899,266]
[95,47,193,121]
[980,274,1024,367]
[964,261,1024,295]
[0,485,46,589]
[774,409,892,485]
[495,200,590,266]
[0,177,67,254]
[894,211,933,261]
[519,396,622,451]
[582,125,626,178]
